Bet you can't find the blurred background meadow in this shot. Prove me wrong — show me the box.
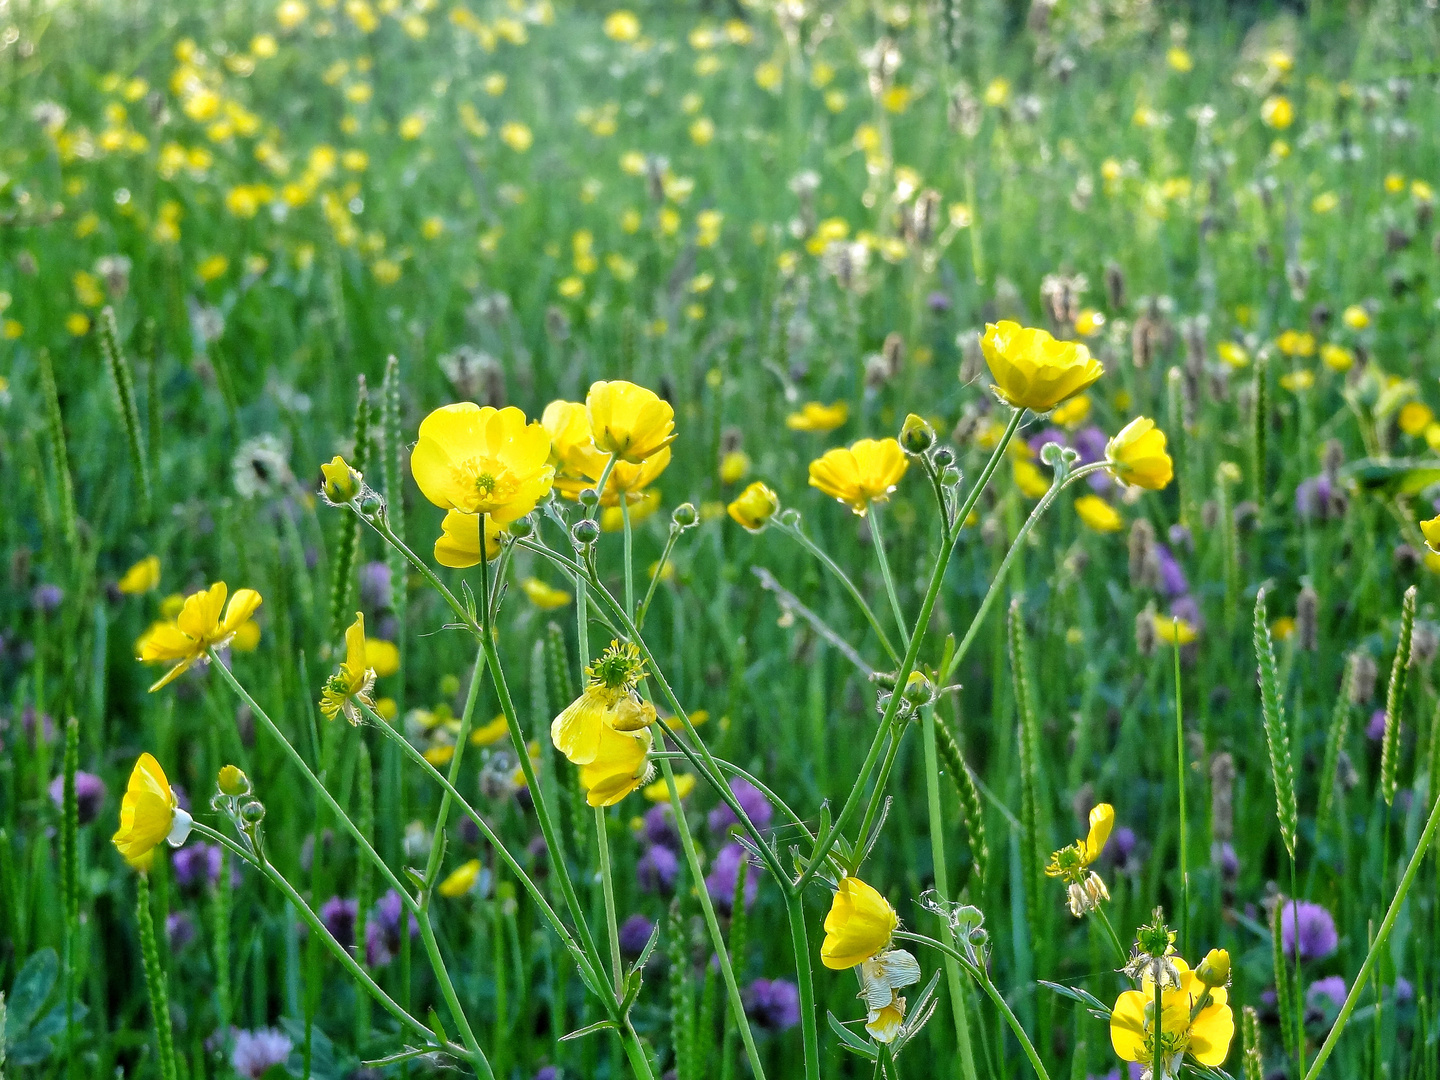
[3,0,1440,1077]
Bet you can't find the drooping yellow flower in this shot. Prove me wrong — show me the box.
[552,641,654,765]
[138,582,263,691]
[821,876,898,970]
[786,401,849,433]
[319,613,376,724]
[118,556,162,595]
[728,481,780,532]
[980,321,1104,412]
[1106,417,1174,490]
[808,438,908,516]
[434,509,506,568]
[642,771,695,801]
[1421,515,1440,554]
[1075,494,1123,533]
[113,753,192,869]
[578,724,654,806]
[1110,957,1234,1076]
[544,399,671,506]
[521,577,572,610]
[438,859,483,898]
[1045,803,1114,915]
[470,714,511,747]
[410,404,554,523]
[586,380,676,464]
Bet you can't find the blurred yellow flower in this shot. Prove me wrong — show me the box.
[1311,192,1339,214]
[399,113,426,140]
[689,117,715,145]
[1075,495,1123,532]
[1052,395,1091,429]
[411,404,554,522]
[808,438,908,515]
[1154,613,1198,645]
[1279,370,1314,393]
[438,859,483,898]
[728,481,780,532]
[1106,417,1174,490]
[787,401,849,433]
[1260,95,1294,129]
[319,613,376,724]
[719,450,749,485]
[118,556,162,595]
[821,876,897,970]
[65,312,91,336]
[587,380,676,464]
[642,772,694,802]
[1216,341,1249,369]
[1073,310,1105,337]
[1421,515,1440,554]
[1342,304,1370,330]
[981,321,1104,412]
[522,578,572,610]
[754,60,782,91]
[1399,401,1434,436]
[1013,458,1051,498]
[198,255,229,282]
[984,77,1010,106]
[501,122,533,152]
[1166,47,1193,72]
[1275,329,1315,357]
[603,10,641,42]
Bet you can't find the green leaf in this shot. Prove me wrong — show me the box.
[560,1020,619,1042]
[826,1011,878,1061]
[4,948,58,1041]
[1038,979,1112,1017]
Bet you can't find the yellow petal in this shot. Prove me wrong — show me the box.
[1108,989,1149,1062]
[820,876,898,970]
[1082,803,1114,864]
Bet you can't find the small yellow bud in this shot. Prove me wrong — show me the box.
[321,455,362,504]
[1197,948,1231,988]
[899,413,936,455]
[218,764,251,797]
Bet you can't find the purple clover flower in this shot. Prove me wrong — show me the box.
[320,897,359,950]
[636,844,679,896]
[705,842,759,915]
[618,914,655,960]
[48,770,106,824]
[172,843,223,890]
[166,911,196,951]
[743,978,800,1032]
[1280,900,1339,962]
[1306,975,1347,1012]
[359,561,393,609]
[366,889,419,967]
[1366,709,1387,742]
[707,778,773,837]
[231,1028,293,1078]
[1153,544,1188,597]
[642,803,680,849]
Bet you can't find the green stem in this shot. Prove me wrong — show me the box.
[621,491,636,618]
[420,644,487,898]
[941,460,1108,683]
[135,873,179,1080]
[784,890,822,1080]
[636,524,681,630]
[894,931,1051,1080]
[776,519,901,665]
[207,656,493,1079]
[1094,907,1129,967]
[867,503,909,647]
[1173,628,1188,954]
[1290,857,1304,1080]
[921,707,979,1080]
[849,723,903,874]
[660,757,768,1080]
[595,805,624,995]
[362,510,480,635]
[651,752,812,842]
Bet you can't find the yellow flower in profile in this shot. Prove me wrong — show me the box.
[600,489,663,531]
[603,9,641,42]
[1013,458,1051,499]
[438,859,483,898]
[1154,613,1198,646]
[786,401,849,433]
[1320,343,1354,372]
[642,771,695,802]
[552,641,654,765]
[470,714,511,747]
[821,876,898,970]
[1421,515,1440,554]
[139,582,263,691]
[319,613,376,724]
[1216,341,1249,369]
[980,321,1104,412]
[808,438,908,516]
[578,724,654,806]
[113,753,192,869]
[1110,957,1234,1075]
[410,404,554,523]
[320,455,362,504]
[118,556,161,595]
[1260,94,1294,130]
[1075,494,1123,533]
[366,638,400,678]
[1051,394,1091,429]
[719,450,750,485]
[1106,417,1174,491]
[432,510,505,569]
[521,577,572,610]
[586,380,676,464]
[728,481,780,532]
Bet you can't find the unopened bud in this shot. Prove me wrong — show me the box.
[900,413,936,455]
[320,455,362,504]
[902,670,937,708]
[239,800,266,824]
[726,484,777,533]
[572,519,601,547]
[932,446,955,469]
[1197,948,1231,988]
[359,493,384,517]
[218,765,250,797]
[508,515,535,539]
[578,487,601,508]
[672,502,698,528]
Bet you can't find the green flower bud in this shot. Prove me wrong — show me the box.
[217,764,250,797]
[900,413,936,455]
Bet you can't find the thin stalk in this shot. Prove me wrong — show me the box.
[894,931,1051,1080]
[207,656,493,1079]
[636,524,681,630]
[420,644,487,899]
[1173,627,1189,954]
[942,460,1109,683]
[867,504,909,646]
[362,510,480,635]
[1094,907,1129,967]
[590,455,619,517]
[775,519,901,665]
[784,890,822,1080]
[660,756,768,1080]
[1289,858,1304,1080]
[1304,776,1440,1080]
[190,823,443,1050]
[921,706,980,1080]
[595,805,624,995]
[621,493,636,618]
[849,723,903,874]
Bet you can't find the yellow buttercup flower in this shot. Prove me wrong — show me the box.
[544,399,671,505]
[1342,304,1370,330]
[1421,515,1440,554]
[1154,614,1198,645]
[820,876,898,970]
[438,859,484,898]
[1216,342,1249,369]
[1045,802,1114,915]
[808,438,908,516]
[366,638,400,678]
[1075,494,1123,532]
[320,455,362,503]
[980,321,1104,412]
[1399,401,1434,436]
[118,556,161,595]
[470,714,511,747]
[586,380,676,464]
[138,582,263,691]
[1260,94,1294,130]
[642,771,695,801]
[552,641,654,765]
[786,401,849,433]
[1320,343,1354,372]
[113,753,192,869]
[410,404,554,523]
[1013,458,1051,499]
[319,613,376,724]
[521,577,572,610]
[1051,394,1091,429]
[728,481,780,532]
[578,723,654,806]
[1106,417,1174,490]
[434,509,507,568]
[1110,957,1234,1076]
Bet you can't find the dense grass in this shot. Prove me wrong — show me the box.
[3,0,1440,1078]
